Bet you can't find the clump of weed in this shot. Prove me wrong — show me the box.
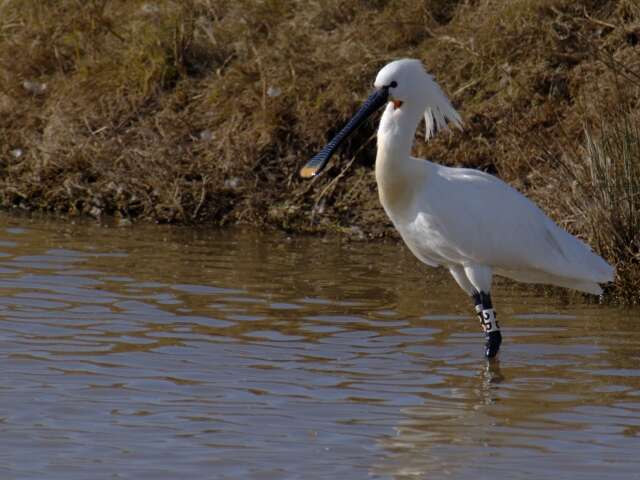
[554,111,640,303]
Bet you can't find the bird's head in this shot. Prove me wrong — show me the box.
[374,58,462,139]
[373,58,425,111]
[300,58,462,178]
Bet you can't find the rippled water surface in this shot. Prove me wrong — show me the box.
[1,213,639,479]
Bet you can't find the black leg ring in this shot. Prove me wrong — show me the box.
[472,290,501,358]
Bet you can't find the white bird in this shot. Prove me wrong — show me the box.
[301,58,615,358]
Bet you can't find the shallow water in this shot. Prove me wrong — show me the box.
[0,213,639,479]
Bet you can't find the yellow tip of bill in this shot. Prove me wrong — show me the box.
[299,165,319,179]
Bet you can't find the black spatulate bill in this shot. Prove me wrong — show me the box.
[300,87,390,178]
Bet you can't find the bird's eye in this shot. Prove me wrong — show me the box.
[390,81,398,88]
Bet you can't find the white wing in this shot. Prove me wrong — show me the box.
[408,164,614,284]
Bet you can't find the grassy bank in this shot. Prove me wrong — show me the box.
[0,0,639,302]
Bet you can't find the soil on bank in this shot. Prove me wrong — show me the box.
[0,1,639,302]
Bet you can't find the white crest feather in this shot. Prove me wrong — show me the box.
[423,73,463,140]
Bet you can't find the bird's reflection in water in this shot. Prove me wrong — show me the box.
[484,358,504,388]
[372,359,507,479]
[484,359,504,385]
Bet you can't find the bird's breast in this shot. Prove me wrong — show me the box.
[375,151,424,219]
[377,176,414,216]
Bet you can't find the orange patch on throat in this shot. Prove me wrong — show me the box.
[392,99,403,110]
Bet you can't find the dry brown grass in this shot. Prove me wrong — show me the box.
[543,108,640,304]
[0,0,639,300]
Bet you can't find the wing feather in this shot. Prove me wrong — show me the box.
[413,165,613,284]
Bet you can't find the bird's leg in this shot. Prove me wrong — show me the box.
[472,291,502,358]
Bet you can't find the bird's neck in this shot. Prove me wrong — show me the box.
[375,102,425,213]
[376,102,424,158]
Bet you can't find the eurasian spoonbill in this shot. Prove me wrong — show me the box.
[301,59,614,358]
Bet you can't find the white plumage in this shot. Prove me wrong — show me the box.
[302,58,615,357]
[373,59,614,297]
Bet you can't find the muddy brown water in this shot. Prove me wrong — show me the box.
[0,213,639,479]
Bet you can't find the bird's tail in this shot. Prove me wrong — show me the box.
[548,221,615,285]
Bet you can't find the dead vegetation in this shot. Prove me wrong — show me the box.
[546,109,640,304]
[0,0,639,301]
